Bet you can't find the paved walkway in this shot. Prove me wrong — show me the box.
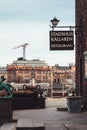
[46,97,67,108]
[13,97,87,130]
[1,97,87,130]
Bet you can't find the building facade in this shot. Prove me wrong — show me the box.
[7,59,52,84]
[52,64,75,97]
[0,67,7,80]
[76,0,87,110]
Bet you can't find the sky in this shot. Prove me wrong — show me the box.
[0,0,75,66]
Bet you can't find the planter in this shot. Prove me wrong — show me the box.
[12,92,46,110]
[12,92,38,110]
[67,96,82,113]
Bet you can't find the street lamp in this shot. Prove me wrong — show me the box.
[50,17,81,31]
[50,17,60,28]
[50,17,60,31]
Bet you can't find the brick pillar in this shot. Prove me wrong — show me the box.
[76,0,87,110]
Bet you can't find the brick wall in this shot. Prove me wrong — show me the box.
[76,0,87,110]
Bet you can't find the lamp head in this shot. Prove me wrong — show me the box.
[50,17,60,27]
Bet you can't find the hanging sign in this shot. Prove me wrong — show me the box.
[50,31,74,50]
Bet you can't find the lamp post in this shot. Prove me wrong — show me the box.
[51,71,53,97]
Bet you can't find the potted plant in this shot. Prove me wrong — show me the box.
[66,88,82,113]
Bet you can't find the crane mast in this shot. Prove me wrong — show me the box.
[13,43,28,59]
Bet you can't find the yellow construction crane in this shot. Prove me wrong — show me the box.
[13,43,28,59]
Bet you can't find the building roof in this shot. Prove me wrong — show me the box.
[10,58,48,67]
